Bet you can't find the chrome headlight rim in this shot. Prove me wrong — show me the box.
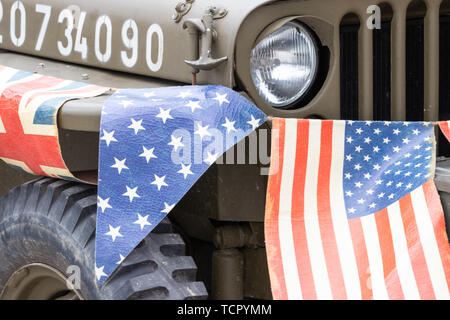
[250,20,320,109]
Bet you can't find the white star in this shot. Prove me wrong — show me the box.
[373,164,381,170]
[156,107,174,124]
[168,135,184,152]
[119,100,134,108]
[367,189,374,195]
[364,173,372,180]
[194,123,212,140]
[369,203,376,209]
[248,115,261,130]
[355,146,363,152]
[404,153,412,158]
[346,137,354,143]
[383,137,391,144]
[347,120,354,125]
[177,90,192,99]
[105,225,123,242]
[139,146,157,163]
[122,186,140,202]
[402,138,410,144]
[412,129,420,135]
[364,137,372,144]
[396,182,403,188]
[423,122,431,127]
[393,146,400,153]
[374,128,381,135]
[128,118,145,135]
[111,157,129,174]
[101,130,118,146]
[178,163,194,179]
[151,174,168,191]
[393,128,401,135]
[365,121,372,126]
[185,100,203,112]
[375,179,383,185]
[378,193,385,198]
[405,183,413,189]
[134,213,152,230]
[403,122,409,126]
[363,155,371,162]
[386,181,393,186]
[383,155,391,161]
[204,151,219,165]
[346,191,354,197]
[394,170,402,176]
[345,173,352,179]
[388,194,395,199]
[97,196,112,213]
[356,128,364,134]
[354,163,362,170]
[116,254,125,265]
[348,208,356,214]
[384,121,391,126]
[95,265,108,281]
[414,145,422,150]
[143,92,156,98]
[161,202,175,214]
[222,117,237,133]
[213,93,230,106]
[346,155,353,161]
[373,146,380,153]
[355,182,363,188]
[357,198,366,204]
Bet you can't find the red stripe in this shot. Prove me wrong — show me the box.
[374,208,405,299]
[439,121,450,142]
[348,218,373,299]
[265,118,288,299]
[316,120,347,299]
[399,193,436,299]
[290,119,316,299]
[422,180,450,291]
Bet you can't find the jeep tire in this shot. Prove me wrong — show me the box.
[0,178,207,300]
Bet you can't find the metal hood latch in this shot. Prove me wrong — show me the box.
[183,7,228,80]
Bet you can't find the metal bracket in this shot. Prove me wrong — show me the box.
[183,7,228,73]
[172,0,195,23]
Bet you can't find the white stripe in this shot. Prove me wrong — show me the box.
[386,201,421,299]
[360,214,389,299]
[303,120,332,299]
[329,120,362,299]
[410,186,450,299]
[278,119,302,299]
[0,67,19,84]
[0,116,5,133]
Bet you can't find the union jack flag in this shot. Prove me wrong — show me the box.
[0,65,108,180]
[95,86,266,282]
[265,118,450,300]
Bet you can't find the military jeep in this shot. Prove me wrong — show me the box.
[0,0,449,300]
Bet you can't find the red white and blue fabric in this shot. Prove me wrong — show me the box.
[439,121,450,142]
[265,119,450,300]
[0,65,108,180]
[95,86,266,282]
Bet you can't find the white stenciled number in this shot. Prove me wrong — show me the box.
[74,11,88,60]
[35,4,51,51]
[10,1,26,47]
[146,24,163,72]
[57,9,74,56]
[95,15,112,63]
[121,19,138,68]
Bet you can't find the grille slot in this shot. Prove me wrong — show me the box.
[340,23,359,120]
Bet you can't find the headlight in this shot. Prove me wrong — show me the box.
[250,22,319,108]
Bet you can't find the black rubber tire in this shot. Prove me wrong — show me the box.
[0,178,208,300]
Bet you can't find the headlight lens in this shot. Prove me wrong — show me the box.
[250,22,319,108]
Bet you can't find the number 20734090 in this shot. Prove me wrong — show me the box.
[1,1,164,72]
